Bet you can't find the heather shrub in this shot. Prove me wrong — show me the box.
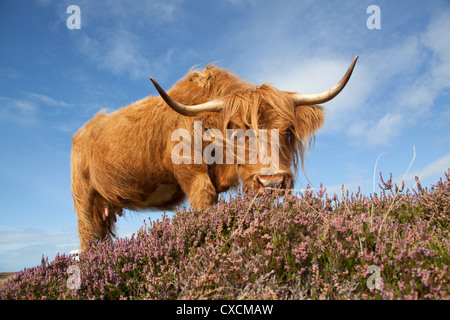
[1,170,449,300]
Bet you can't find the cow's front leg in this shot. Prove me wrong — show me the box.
[189,173,218,209]
[174,169,218,209]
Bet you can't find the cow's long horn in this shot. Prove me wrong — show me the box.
[150,77,224,116]
[291,55,358,105]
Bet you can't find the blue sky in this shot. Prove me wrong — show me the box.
[0,0,449,272]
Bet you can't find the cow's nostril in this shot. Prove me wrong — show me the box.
[257,175,285,188]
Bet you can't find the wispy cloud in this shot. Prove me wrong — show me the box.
[348,10,450,146]
[246,7,450,147]
[322,152,450,197]
[396,11,450,112]
[73,0,179,27]
[394,153,450,186]
[24,92,74,108]
[0,92,74,127]
[257,56,371,135]
[0,227,78,271]
[366,113,404,146]
[78,30,155,81]
[66,0,180,81]
[0,67,23,80]
[0,96,40,126]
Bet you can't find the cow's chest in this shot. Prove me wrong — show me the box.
[138,184,179,207]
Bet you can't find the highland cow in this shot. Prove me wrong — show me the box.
[71,56,358,249]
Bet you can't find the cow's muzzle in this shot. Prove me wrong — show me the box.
[254,173,293,190]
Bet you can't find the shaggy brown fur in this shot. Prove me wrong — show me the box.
[71,65,325,249]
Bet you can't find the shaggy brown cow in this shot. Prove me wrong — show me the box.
[71,56,358,249]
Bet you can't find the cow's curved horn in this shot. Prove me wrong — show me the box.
[291,55,358,105]
[150,77,224,117]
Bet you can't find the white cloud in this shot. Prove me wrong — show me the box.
[394,12,450,115]
[366,113,404,146]
[323,152,450,198]
[86,0,178,26]
[421,10,450,90]
[393,11,450,122]
[25,92,74,108]
[366,36,423,85]
[0,227,79,272]
[394,153,450,187]
[0,96,40,126]
[0,67,22,79]
[347,113,405,146]
[321,152,450,198]
[65,0,181,81]
[77,27,177,82]
[247,7,450,147]
[349,9,450,146]
[253,55,372,135]
[0,92,74,127]
[0,228,70,246]
[78,30,149,81]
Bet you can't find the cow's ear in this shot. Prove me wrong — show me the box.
[187,70,210,89]
[293,105,325,140]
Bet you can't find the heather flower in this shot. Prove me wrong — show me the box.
[1,170,449,300]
